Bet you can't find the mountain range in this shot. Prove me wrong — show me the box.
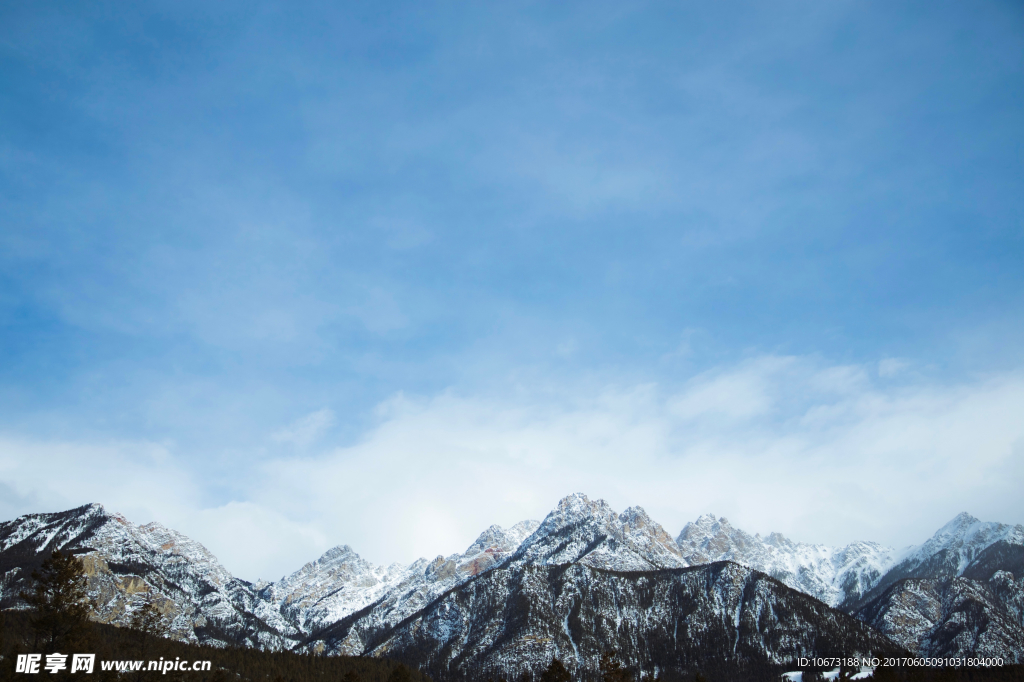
[1,494,1021,680]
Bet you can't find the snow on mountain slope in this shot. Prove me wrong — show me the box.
[675,514,894,607]
[346,507,905,682]
[513,493,688,571]
[259,545,409,634]
[0,504,297,648]
[847,513,1024,660]
[848,512,1024,611]
[2,499,1021,666]
[366,561,904,680]
[894,513,1024,579]
[273,519,541,646]
[305,493,690,656]
[990,570,1024,630]
[856,575,1024,661]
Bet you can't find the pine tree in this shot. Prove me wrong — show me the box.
[540,658,571,682]
[129,591,169,681]
[20,550,93,651]
[0,612,12,682]
[129,591,169,652]
[600,652,634,682]
[388,663,413,682]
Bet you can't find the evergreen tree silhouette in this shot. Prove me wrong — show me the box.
[20,550,93,652]
[541,657,571,682]
[600,652,634,682]
[388,663,413,682]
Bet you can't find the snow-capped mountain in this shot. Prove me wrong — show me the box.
[0,504,296,648]
[513,494,687,571]
[263,519,541,649]
[856,575,1024,661]
[852,512,1024,609]
[258,544,410,635]
[672,510,1024,659]
[301,497,693,656]
[340,496,904,681]
[848,513,1024,660]
[675,514,894,607]
[2,497,1021,673]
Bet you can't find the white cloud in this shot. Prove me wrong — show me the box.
[271,408,336,448]
[2,357,1023,581]
[667,356,783,422]
[878,357,909,378]
[0,436,198,525]
[0,435,330,582]
[246,359,1024,572]
[193,502,330,581]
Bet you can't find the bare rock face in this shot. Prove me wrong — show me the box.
[514,494,687,571]
[856,576,1024,662]
[849,513,1024,611]
[0,504,297,648]
[849,514,1024,661]
[675,514,894,607]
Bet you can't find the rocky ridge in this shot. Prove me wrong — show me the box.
[1,496,1021,670]
[306,494,904,680]
[856,575,1024,661]
[0,504,296,648]
[849,514,1024,661]
[851,513,1024,610]
[272,519,542,652]
[675,514,895,608]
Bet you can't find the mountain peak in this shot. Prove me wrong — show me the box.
[944,511,980,530]
[619,505,654,527]
[553,492,616,519]
[896,512,1022,573]
[514,494,686,570]
[675,513,896,607]
[676,514,735,546]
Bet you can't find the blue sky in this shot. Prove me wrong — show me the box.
[1,0,1023,580]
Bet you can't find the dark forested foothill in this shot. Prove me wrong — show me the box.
[4,608,1024,682]
[0,608,430,682]
[806,666,1024,682]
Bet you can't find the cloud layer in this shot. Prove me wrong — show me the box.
[2,355,1021,581]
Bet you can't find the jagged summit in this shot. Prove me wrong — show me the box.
[512,493,687,571]
[0,503,296,648]
[674,512,894,607]
[463,520,540,558]
[902,512,1022,569]
[263,542,407,633]
[950,511,981,525]
[676,514,758,562]
[852,513,1024,661]
[261,516,543,645]
[2,499,1021,665]
[848,511,1024,610]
